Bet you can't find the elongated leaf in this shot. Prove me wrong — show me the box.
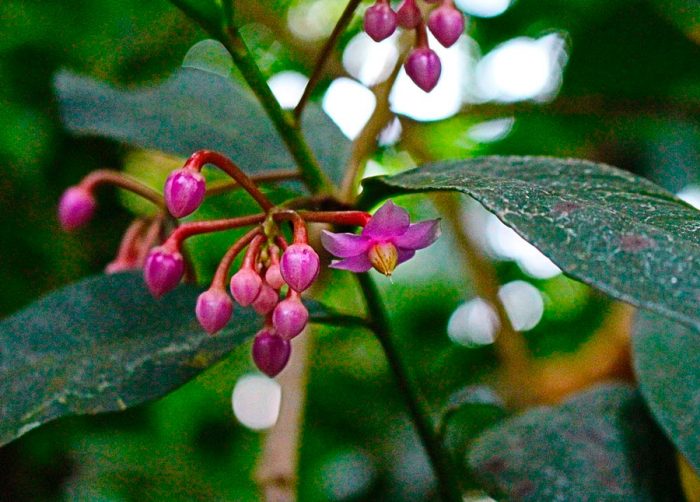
[0,272,333,446]
[633,311,700,472]
[55,67,350,185]
[361,157,700,327]
[468,385,681,501]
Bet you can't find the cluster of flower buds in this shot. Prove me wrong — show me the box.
[364,0,466,92]
[58,150,440,378]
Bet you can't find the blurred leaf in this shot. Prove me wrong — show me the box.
[361,156,700,327]
[182,39,236,79]
[468,384,681,501]
[168,0,223,34]
[0,271,335,447]
[54,67,350,185]
[648,0,700,43]
[633,310,700,472]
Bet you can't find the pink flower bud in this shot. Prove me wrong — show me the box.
[252,283,279,315]
[196,289,233,334]
[272,298,309,340]
[397,0,422,29]
[280,243,320,292]
[58,186,96,231]
[364,1,397,42]
[404,47,442,92]
[252,329,291,377]
[230,268,263,306]
[427,4,465,48]
[143,247,184,298]
[265,264,286,290]
[164,168,206,218]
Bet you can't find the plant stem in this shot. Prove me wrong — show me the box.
[356,272,463,502]
[293,0,363,121]
[213,17,334,195]
[206,169,301,197]
[82,169,165,208]
[185,150,275,211]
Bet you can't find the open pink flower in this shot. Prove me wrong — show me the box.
[321,200,440,276]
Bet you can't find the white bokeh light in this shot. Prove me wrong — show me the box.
[390,34,473,121]
[287,0,338,41]
[475,34,567,102]
[455,0,511,18]
[677,184,700,209]
[343,32,400,87]
[322,77,376,139]
[232,374,282,430]
[447,298,500,347]
[485,214,561,279]
[498,280,545,331]
[467,117,515,143]
[268,71,309,109]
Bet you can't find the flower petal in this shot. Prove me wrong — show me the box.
[321,230,370,258]
[329,253,373,273]
[397,248,415,264]
[394,219,441,250]
[362,200,410,239]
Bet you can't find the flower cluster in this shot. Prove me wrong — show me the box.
[58,150,440,377]
[364,0,466,92]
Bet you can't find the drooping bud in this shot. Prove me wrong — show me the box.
[252,329,291,377]
[404,47,442,92]
[164,167,206,218]
[265,264,286,290]
[368,242,399,276]
[272,297,309,339]
[252,283,279,315]
[143,246,184,298]
[364,1,398,42]
[397,0,422,29]
[196,289,233,334]
[280,243,320,292]
[427,4,465,48]
[58,186,97,231]
[230,268,263,306]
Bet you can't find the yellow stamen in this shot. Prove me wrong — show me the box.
[368,242,398,276]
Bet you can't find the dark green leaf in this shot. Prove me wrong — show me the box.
[361,156,700,326]
[633,310,700,472]
[468,384,682,501]
[54,67,350,185]
[0,272,333,447]
[168,0,223,34]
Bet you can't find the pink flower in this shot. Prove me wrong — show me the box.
[321,200,440,276]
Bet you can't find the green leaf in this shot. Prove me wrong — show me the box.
[361,156,700,327]
[633,310,700,473]
[54,66,350,185]
[468,384,682,501]
[182,39,237,79]
[0,272,333,447]
[168,0,223,34]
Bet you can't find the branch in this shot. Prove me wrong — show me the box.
[431,191,533,408]
[356,272,463,501]
[339,34,409,202]
[254,333,311,502]
[294,0,363,120]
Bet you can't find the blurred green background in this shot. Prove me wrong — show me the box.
[1,0,699,499]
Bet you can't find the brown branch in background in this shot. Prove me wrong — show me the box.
[205,169,301,197]
[254,328,312,502]
[340,33,412,202]
[530,302,635,404]
[456,96,700,120]
[294,0,364,121]
[431,193,534,408]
